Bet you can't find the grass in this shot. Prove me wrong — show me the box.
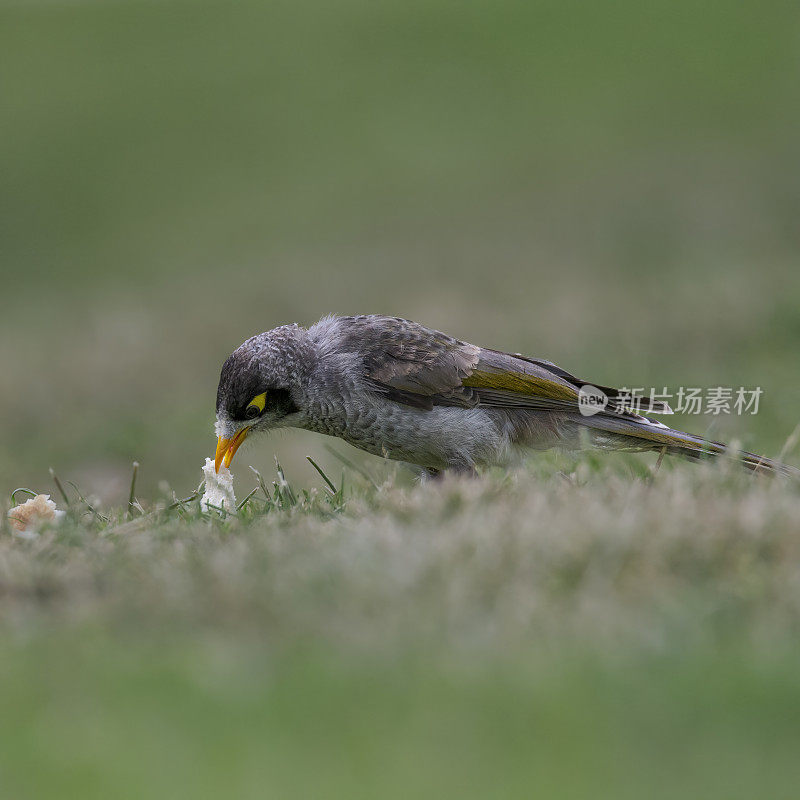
[3,453,800,797]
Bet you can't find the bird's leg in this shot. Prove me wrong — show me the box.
[446,463,480,479]
[421,467,444,482]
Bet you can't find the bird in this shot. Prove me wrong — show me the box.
[214,314,797,478]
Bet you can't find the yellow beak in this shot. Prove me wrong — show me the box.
[214,427,250,472]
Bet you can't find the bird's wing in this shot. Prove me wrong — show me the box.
[337,316,480,408]
[462,349,673,415]
[345,316,670,416]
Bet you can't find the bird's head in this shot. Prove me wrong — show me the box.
[213,325,306,472]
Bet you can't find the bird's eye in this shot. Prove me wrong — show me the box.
[244,392,267,419]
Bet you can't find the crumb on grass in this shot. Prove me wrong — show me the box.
[7,494,65,535]
[200,458,237,513]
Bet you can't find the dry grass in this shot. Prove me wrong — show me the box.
[3,457,800,798]
[3,456,800,655]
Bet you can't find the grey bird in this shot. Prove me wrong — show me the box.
[214,314,797,477]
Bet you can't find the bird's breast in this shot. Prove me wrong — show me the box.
[299,393,506,469]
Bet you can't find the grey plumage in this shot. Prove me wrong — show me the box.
[214,314,797,477]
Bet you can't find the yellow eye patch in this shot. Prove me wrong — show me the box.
[247,392,267,413]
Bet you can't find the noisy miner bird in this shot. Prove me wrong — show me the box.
[214,315,797,477]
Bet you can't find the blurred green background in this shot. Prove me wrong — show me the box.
[2,0,799,498]
[3,3,800,797]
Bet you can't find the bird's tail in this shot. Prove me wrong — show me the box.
[572,413,800,478]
